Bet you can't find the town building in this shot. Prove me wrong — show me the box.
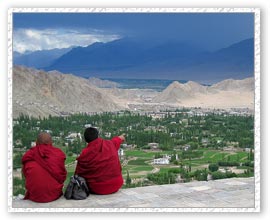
[148,143,159,150]
[118,148,124,158]
[153,158,170,165]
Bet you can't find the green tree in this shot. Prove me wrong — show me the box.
[13,153,23,169]
[208,163,219,172]
[126,170,132,187]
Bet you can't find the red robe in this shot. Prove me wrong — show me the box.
[22,144,67,203]
[75,137,123,195]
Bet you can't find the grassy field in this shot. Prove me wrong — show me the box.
[65,156,77,165]
[63,148,250,187]
[121,148,250,179]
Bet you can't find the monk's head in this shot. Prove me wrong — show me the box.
[36,132,53,145]
[84,127,99,143]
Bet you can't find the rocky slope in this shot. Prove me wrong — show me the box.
[153,77,254,109]
[13,66,126,118]
[210,77,254,92]
[13,66,254,118]
[88,77,120,88]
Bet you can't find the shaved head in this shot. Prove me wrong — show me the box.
[36,132,52,145]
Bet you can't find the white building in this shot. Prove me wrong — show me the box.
[118,148,124,157]
[84,124,92,128]
[67,132,81,139]
[121,144,135,149]
[153,158,170,165]
[104,132,111,138]
[245,148,254,153]
[182,118,189,123]
[65,133,82,142]
[201,138,209,145]
[183,145,191,151]
[148,143,159,149]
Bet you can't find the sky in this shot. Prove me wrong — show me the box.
[13,12,254,54]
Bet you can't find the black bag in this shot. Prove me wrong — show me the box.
[64,175,90,200]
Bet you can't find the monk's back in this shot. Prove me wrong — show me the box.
[75,137,123,194]
[22,143,67,203]
[23,161,64,203]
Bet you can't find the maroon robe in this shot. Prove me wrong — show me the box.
[22,144,67,203]
[75,137,123,195]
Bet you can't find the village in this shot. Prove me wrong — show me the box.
[12,108,254,194]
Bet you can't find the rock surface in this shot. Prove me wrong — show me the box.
[11,177,255,210]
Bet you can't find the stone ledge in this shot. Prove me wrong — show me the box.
[12,177,254,209]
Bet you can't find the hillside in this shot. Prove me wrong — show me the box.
[88,77,120,88]
[13,66,254,118]
[153,77,254,109]
[13,66,126,118]
[210,77,254,92]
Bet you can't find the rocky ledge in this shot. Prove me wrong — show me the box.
[11,177,256,212]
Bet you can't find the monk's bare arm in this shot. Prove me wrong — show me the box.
[118,134,126,142]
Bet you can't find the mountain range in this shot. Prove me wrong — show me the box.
[14,37,254,84]
[13,47,73,69]
[13,66,254,118]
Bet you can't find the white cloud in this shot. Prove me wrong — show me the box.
[13,28,120,53]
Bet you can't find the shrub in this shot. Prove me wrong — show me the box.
[208,163,219,172]
[212,171,237,180]
[211,171,227,180]
[242,161,254,167]
[67,151,73,157]
[173,160,179,165]
[218,161,240,166]
[147,172,177,185]
[13,177,25,196]
[193,169,208,181]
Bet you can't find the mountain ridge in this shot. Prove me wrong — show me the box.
[22,37,256,83]
[13,47,73,69]
[13,66,126,118]
[153,77,254,108]
[13,66,254,118]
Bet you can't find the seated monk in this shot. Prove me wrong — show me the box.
[75,127,125,195]
[22,132,67,203]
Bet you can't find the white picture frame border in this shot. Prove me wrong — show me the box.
[7,7,260,212]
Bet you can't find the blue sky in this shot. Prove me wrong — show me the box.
[13,12,254,53]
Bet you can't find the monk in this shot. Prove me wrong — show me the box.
[75,127,125,195]
[22,132,67,203]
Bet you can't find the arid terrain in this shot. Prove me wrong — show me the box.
[13,66,254,118]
